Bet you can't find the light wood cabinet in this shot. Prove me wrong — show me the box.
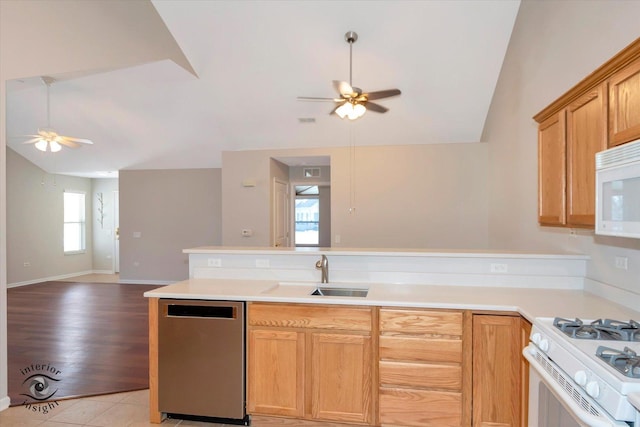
[538,111,566,226]
[566,83,608,226]
[247,329,304,417]
[310,332,373,423]
[472,314,529,427]
[247,303,375,425]
[609,57,640,146]
[520,317,532,427]
[535,38,640,229]
[537,83,607,228]
[378,308,471,427]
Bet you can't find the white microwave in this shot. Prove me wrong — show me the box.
[595,138,640,238]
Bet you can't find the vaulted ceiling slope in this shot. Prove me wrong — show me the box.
[5,0,520,177]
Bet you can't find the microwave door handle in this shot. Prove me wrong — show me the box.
[523,347,628,427]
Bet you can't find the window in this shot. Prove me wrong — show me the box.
[64,191,86,253]
[295,186,320,246]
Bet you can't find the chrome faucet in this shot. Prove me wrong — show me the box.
[316,255,329,283]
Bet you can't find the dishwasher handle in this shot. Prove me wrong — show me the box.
[166,304,237,319]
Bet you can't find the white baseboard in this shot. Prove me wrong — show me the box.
[7,270,95,288]
[0,395,10,411]
[118,279,174,286]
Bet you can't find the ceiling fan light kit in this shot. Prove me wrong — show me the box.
[21,76,94,153]
[297,31,401,121]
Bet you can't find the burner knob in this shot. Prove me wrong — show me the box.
[586,381,600,399]
[574,370,587,387]
[531,333,541,344]
[538,338,549,352]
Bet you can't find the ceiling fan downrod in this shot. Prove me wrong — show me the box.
[345,31,357,88]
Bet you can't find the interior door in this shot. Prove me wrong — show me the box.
[273,179,290,247]
[113,190,120,273]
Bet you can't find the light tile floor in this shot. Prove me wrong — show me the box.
[0,389,230,427]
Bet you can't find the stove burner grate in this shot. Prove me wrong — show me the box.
[554,317,640,341]
[596,346,640,379]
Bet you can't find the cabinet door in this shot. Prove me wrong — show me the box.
[538,111,566,225]
[609,57,640,146]
[247,329,304,417]
[472,315,521,427]
[310,332,373,424]
[566,83,607,227]
[520,318,532,427]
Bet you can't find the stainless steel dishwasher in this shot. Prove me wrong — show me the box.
[158,299,248,425]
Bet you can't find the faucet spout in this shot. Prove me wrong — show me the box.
[315,255,329,283]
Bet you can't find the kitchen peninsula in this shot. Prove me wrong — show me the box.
[145,247,640,426]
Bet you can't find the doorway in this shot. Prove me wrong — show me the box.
[294,185,331,247]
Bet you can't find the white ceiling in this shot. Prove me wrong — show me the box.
[5,0,520,178]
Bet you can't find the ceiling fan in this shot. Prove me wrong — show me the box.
[297,31,401,120]
[20,76,94,152]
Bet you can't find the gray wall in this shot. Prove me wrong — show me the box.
[6,148,93,285]
[483,0,640,298]
[119,169,222,283]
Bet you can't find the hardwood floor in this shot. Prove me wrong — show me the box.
[7,281,160,406]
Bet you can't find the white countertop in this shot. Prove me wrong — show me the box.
[144,278,640,322]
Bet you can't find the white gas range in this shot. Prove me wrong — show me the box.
[524,317,640,427]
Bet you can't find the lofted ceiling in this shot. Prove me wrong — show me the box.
[5,0,520,178]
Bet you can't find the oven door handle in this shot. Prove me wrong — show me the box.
[523,346,629,427]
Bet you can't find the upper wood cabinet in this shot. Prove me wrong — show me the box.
[538,111,566,226]
[535,37,640,229]
[565,83,607,226]
[609,57,640,146]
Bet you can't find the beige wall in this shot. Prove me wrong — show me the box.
[484,0,640,297]
[119,169,222,282]
[6,148,94,284]
[223,143,489,249]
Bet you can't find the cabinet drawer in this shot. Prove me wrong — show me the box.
[380,335,461,363]
[379,387,462,427]
[248,303,372,331]
[380,361,461,390]
[380,309,462,336]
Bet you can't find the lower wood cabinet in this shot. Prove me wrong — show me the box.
[472,313,531,427]
[245,304,531,427]
[378,308,471,427]
[247,303,375,424]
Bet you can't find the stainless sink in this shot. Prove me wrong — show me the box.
[310,286,369,297]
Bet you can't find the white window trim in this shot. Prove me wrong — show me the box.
[64,190,87,255]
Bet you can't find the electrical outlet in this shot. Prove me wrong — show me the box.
[615,256,628,270]
[23,261,30,267]
[490,263,508,273]
[241,229,253,237]
[207,258,222,267]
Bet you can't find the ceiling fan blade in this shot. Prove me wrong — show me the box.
[297,96,340,102]
[60,136,93,144]
[333,80,354,98]
[365,89,401,101]
[56,138,81,148]
[22,137,41,144]
[365,102,389,113]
